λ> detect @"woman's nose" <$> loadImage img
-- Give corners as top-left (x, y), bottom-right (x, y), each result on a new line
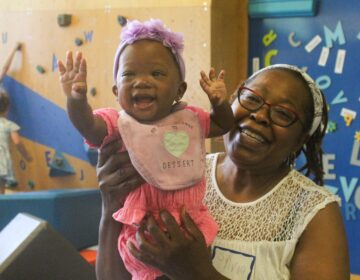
top-left (249, 104), bottom-right (271, 126)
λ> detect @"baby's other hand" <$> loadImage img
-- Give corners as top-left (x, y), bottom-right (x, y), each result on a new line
top-left (199, 68), bottom-right (227, 106)
top-left (58, 51), bottom-right (87, 100)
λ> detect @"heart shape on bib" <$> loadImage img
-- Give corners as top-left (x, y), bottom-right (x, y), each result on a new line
top-left (163, 131), bottom-right (189, 158)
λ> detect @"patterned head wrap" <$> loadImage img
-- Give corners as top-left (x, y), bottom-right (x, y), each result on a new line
top-left (113, 19), bottom-right (185, 82)
top-left (248, 64), bottom-right (323, 136)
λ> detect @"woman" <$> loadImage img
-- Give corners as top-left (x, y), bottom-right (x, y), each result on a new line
top-left (96, 64), bottom-right (350, 280)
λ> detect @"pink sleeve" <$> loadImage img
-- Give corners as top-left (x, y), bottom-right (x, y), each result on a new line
top-left (185, 105), bottom-right (210, 137)
top-left (85, 108), bottom-right (121, 149)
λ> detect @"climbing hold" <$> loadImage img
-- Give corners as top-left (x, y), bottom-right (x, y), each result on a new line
top-left (117, 15), bottom-right (127, 27)
top-left (75, 38), bottom-right (83, 46)
top-left (6, 180), bottom-right (18, 188)
top-left (27, 180), bottom-right (35, 190)
top-left (54, 157), bottom-right (64, 167)
top-left (49, 151), bottom-right (76, 177)
top-left (57, 14), bottom-right (72, 27)
top-left (90, 87), bottom-right (97, 96)
top-left (36, 65), bottom-right (46, 74)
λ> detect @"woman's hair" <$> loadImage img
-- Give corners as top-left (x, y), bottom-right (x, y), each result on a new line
top-left (280, 69), bottom-right (328, 186)
top-left (297, 89), bottom-right (328, 186)
top-left (0, 91), bottom-right (10, 114)
top-left (245, 67), bottom-right (328, 186)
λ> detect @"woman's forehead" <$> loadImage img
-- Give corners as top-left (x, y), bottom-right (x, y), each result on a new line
top-left (244, 69), bottom-right (311, 108)
top-left (247, 69), bottom-right (308, 95)
top-left (249, 68), bottom-right (298, 84)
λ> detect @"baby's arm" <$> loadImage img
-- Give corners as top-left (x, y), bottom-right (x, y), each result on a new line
top-left (199, 68), bottom-right (234, 138)
top-left (10, 131), bottom-right (32, 162)
top-left (58, 51), bottom-right (107, 146)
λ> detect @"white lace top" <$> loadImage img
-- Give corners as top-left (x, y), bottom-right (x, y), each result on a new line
top-left (204, 153), bottom-right (340, 280)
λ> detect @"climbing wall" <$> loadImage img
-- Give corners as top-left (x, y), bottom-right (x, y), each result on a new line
top-left (0, 0), bottom-right (248, 191)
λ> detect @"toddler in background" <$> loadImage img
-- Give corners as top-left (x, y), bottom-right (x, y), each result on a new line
top-left (0, 43), bottom-right (32, 194)
top-left (58, 19), bottom-right (234, 279)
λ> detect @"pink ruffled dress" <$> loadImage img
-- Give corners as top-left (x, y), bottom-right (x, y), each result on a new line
top-left (90, 105), bottom-right (218, 280)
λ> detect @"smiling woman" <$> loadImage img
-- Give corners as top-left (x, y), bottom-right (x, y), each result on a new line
top-left (95, 64), bottom-right (350, 280)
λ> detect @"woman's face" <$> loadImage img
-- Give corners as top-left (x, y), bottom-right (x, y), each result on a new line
top-left (224, 69), bottom-right (311, 170)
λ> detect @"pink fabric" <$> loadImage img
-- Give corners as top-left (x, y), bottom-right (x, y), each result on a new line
top-left (85, 108), bottom-right (122, 149)
top-left (117, 108), bottom-right (206, 190)
top-left (91, 106), bottom-right (218, 280)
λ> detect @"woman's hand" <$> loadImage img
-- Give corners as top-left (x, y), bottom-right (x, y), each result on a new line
top-left (96, 140), bottom-right (144, 215)
top-left (96, 140), bottom-right (142, 280)
top-left (128, 208), bottom-right (221, 280)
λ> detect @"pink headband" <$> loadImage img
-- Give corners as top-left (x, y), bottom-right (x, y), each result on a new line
top-left (113, 19), bottom-right (186, 82)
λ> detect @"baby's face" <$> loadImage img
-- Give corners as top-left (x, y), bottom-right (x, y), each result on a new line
top-left (114, 40), bottom-right (185, 123)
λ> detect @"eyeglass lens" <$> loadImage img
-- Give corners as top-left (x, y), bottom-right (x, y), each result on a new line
top-left (238, 88), bottom-right (297, 127)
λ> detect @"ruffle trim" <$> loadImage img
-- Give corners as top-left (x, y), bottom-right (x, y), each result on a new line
top-left (113, 205), bottom-right (219, 246)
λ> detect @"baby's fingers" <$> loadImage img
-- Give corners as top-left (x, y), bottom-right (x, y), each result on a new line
top-left (79, 58), bottom-right (87, 75)
top-left (208, 67), bottom-right (216, 81)
top-left (199, 78), bottom-right (210, 93)
top-left (65, 50), bottom-right (74, 72)
top-left (217, 69), bottom-right (225, 81)
top-left (57, 59), bottom-right (66, 75)
top-left (200, 70), bottom-right (209, 81)
top-left (73, 51), bottom-right (82, 73)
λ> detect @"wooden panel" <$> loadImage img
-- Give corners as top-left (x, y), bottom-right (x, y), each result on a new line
top-left (210, 0), bottom-right (249, 152)
top-left (10, 138), bottom-right (98, 191)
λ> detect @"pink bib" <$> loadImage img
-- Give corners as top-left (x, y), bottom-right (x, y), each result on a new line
top-left (118, 107), bottom-right (206, 190)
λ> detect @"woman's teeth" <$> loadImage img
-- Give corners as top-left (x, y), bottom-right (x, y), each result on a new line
top-left (242, 129), bottom-right (265, 143)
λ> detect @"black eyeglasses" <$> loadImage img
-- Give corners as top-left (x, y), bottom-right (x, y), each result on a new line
top-left (237, 86), bottom-right (305, 128)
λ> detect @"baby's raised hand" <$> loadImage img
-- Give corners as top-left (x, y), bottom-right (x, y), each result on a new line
top-left (199, 68), bottom-right (227, 106)
top-left (58, 51), bottom-right (87, 100)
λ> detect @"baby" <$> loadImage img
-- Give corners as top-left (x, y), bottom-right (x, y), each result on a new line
top-left (58, 19), bottom-right (234, 280)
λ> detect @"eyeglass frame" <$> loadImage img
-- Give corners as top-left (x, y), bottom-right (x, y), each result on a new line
top-left (237, 86), bottom-right (306, 129)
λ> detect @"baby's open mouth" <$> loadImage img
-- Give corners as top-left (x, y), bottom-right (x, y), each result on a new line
top-left (133, 95), bottom-right (155, 109)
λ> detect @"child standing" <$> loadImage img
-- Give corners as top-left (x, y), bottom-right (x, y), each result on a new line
top-left (58, 19), bottom-right (234, 280)
top-left (0, 43), bottom-right (32, 194)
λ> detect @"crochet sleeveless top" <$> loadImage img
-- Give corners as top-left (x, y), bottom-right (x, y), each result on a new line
top-left (204, 153), bottom-right (340, 280)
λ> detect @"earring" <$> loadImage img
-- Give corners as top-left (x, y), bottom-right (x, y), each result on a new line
top-left (288, 152), bottom-right (297, 169)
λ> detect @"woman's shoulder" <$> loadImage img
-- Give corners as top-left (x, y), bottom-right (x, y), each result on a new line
top-left (281, 170), bottom-right (342, 243)
top-left (289, 169), bottom-right (339, 202)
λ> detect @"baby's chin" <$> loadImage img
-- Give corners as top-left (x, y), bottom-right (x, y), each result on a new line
top-left (127, 111), bottom-right (162, 124)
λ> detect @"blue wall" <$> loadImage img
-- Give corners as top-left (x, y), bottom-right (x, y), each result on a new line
top-left (249, 0), bottom-right (360, 274)
top-left (3, 76), bottom-right (88, 162)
